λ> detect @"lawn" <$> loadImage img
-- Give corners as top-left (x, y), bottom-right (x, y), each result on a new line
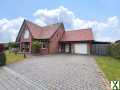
top-left (5, 51), bottom-right (25, 64)
top-left (96, 56), bottom-right (120, 81)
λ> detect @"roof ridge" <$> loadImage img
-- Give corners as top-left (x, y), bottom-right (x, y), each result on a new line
top-left (25, 19), bottom-right (63, 30)
top-left (43, 22), bottom-right (63, 28)
top-left (66, 28), bottom-right (92, 32)
top-left (25, 19), bottom-right (43, 28)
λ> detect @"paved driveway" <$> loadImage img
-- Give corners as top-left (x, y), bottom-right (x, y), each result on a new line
top-left (0, 55), bottom-right (107, 90)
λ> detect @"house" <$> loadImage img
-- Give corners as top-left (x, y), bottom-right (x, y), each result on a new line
top-left (16, 20), bottom-right (94, 55)
top-left (115, 40), bottom-right (120, 44)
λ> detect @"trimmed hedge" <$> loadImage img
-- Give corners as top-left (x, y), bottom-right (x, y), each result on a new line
top-left (109, 43), bottom-right (120, 59)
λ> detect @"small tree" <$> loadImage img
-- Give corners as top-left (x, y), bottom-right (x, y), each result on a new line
top-left (32, 41), bottom-right (42, 53)
top-left (8, 42), bottom-right (18, 54)
top-left (9, 42), bottom-right (18, 48)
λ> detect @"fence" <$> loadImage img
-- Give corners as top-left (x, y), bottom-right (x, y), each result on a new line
top-left (91, 42), bottom-right (110, 56)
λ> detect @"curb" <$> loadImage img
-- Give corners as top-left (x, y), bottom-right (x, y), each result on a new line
top-left (93, 56), bottom-right (112, 90)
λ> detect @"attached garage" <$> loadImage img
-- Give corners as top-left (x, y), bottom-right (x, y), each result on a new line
top-left (60, 28), bottom-right (94, 55)
top-left (61, 43), bottom-right (90, 54)
top-left (74, 43), bottom-right (88, 54)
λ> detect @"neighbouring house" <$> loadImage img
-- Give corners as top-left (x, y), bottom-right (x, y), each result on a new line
top-left (115, 40), bottom-right (120, 44)
top-left (16, 20), bottom-right (94, 55)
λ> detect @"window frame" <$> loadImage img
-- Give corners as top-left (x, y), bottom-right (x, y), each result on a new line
top-left (41, 41), bottom-right (48, 49)
top-left (24, 30), bottom-right (29, 39)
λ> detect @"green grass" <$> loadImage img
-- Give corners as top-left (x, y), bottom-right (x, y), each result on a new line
top-left (96, 56), bottom-right (120, 81)
top-left (5, 51), bottom-right (25, 64)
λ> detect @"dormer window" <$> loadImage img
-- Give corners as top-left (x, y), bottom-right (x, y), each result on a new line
top-left (24, 30), bottom-right (29, 39)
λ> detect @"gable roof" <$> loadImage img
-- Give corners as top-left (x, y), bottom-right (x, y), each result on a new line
top-left (25, 20), bottom-right (43, 39)
top-left (16, 20), bottom-right (63, 41)
top-left (37, 23), bottom-right (63, 39)
top-left (61, 28), bottom-right (94, 42)
top-left (26, 20), bottom-right (63, 39)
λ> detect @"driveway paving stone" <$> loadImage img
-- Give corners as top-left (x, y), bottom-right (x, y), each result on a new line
top-left (0, 54), bottom-right (108, 90)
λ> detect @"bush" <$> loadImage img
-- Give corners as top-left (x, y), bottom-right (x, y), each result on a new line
top-left (8, 42), bottom-right (18, 48)
top-left (32, 41), bottom-right (42, 53)
top-left (109, 43), bottom-right (120, 59)
top-left (8, 42), bottom-right (18, 53)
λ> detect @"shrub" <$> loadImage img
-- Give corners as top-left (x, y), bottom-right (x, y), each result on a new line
top-left (32, 41), bottom-right (42, 53)
top-left (8, 42), bottom-right (18, 48)
top-left (109, 43), bottom-right (120, 59)
top-left (8, 42), bottom-right (18, 54)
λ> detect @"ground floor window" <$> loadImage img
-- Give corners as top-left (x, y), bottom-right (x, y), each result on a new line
top-left (41, 41), bottom-right (48, 48)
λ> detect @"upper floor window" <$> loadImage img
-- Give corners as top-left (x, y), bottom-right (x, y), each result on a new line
top-left (24, 30), bottom-right (29, 39)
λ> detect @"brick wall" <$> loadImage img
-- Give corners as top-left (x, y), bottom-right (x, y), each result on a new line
top-left (49, 25), bottom-right (65, 54)
top-left (20, 25), bottom-right (32, 52)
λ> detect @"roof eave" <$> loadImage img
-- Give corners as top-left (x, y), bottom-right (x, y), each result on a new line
top-left (16, 19), bottom-right (26, 42)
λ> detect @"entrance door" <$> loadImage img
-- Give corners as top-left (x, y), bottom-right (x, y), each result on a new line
top-left (22, 42), bottom-right (30, 52)
top-left (65, 44), bottom-right (70, 53)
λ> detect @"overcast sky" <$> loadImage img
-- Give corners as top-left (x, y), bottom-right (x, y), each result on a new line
top-left (0, 0), bottom-right (120, 42)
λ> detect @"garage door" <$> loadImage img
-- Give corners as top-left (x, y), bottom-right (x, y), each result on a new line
top-left (74, 43), bottom-right (88, 54)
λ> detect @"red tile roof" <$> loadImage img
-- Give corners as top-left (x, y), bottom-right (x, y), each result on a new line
top-left (16, 20), bottom-right (94, 42)
top-left (61, 28), bottom-right (94, 42)
top-left (26, 20), bottom-right (62, 39)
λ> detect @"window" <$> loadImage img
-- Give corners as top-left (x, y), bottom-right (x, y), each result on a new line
top-left (42, 41), bottom-right (48, 48)
top-left (24, 30), bottom-right (29, 39)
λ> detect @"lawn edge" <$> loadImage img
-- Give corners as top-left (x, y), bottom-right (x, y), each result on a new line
top-left (93, 56), bottom-right (112, 90)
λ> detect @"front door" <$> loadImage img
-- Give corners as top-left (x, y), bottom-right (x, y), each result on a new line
top-left (65, 44), bottom-right (70, 53)
top-left (22, 42), bottom-right (30, 52)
